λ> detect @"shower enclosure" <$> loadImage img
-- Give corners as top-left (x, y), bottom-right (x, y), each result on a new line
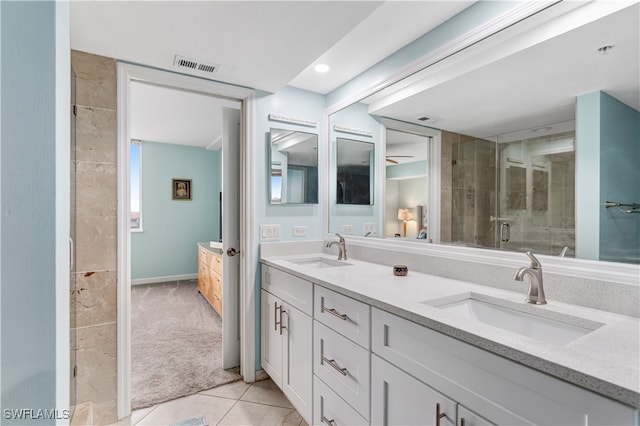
top-left (442, 121), bottom-right (576, 257)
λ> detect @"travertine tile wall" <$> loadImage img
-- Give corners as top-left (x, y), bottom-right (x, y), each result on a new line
top-left (441, 130), bottom-right (496, 247)
top-left (71, 50), bottom-right (118, 425)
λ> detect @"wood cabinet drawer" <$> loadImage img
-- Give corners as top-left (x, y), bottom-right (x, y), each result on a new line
top-left (314, 285), bottom-right (370, 349)
top-left (210, 289), bottom-right (222, 316)
top-left (211, 252), bottom-right (223, 275)
top-left (210, 272), bottom-right (222, 295)
top-left (372, 308), bottom-right (636, 426)
top-left (313, 376), bottom-right (368, 426)
top-left (314, 321), bottom-right (370, 419)
top-left (198, 246), bottom-right (211, 266)
top-left (262, 265), bottom-right (312, 316)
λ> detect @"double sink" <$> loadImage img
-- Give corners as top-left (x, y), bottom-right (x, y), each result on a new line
top-left (285, 255), bottom-right (602, 346)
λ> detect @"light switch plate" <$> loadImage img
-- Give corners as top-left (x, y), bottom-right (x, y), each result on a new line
top-left (293, 226), bottom-right (307, 237)
top-left (342, 225), bottom-right (354, 234)
top-left (363, 223), bottom-right (377, 236)
top-left (260, 224), bottom-right (281, 241)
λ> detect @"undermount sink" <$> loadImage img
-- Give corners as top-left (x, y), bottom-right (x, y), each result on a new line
top-left (286, 257), bottom-right (352, 269)
top-left (424, 293), bottom-right (603, 346)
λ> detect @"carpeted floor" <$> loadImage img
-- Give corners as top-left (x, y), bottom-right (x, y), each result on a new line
top-left (131, 280), bottom-right (242, 409)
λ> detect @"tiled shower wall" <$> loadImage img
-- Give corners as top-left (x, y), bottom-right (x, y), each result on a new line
top-left (440, 130), bottom-right (497, 247)
top-left (71, 50), bottom-right (118, 425)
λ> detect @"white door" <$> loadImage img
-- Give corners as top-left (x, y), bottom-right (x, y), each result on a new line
top-left (222, 107), bottom-right (241, 369)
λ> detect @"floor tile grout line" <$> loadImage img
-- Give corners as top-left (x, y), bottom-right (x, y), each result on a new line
top-left (214, 397), bottom-right (241, 426)
top-left (133, 405), bottom-right (158, 426)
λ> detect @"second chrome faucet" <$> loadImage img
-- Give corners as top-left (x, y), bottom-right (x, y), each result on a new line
top-left (326, 233), bottom-right (347, 260)
top-left (514, 251), bottom-right (547, 305)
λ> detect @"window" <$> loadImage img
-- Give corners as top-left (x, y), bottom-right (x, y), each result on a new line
top-left (130, 140), bottom-right (142, 231)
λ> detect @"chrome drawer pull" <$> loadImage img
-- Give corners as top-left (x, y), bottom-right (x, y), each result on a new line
top-left (436, 402), bottom-right (448, 426)
top-left (322, 306), bottom-right (348, 320)
top-left (322, 416), bottom-right (337, 426)
top-left (322, 356), bottom-right (348, 376)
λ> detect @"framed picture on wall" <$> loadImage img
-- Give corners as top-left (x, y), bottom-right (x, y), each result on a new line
top-left (172, 178), bottom-right (192, 200)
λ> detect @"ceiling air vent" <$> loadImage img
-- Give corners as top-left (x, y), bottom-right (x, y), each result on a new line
top-left (416, 116), bottom-right (430, 122)
top-left (173, 55), bottom-right (220, 76)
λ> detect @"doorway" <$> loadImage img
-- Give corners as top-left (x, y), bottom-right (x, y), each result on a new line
top-left (116, 63), bottom-right (254, 418)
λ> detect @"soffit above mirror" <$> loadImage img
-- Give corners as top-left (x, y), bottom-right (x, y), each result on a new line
top-left (366, 2), bottom-right (639, 139)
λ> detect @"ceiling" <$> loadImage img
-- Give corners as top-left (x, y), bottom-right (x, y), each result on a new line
top-left (369, 3), bottom-right (640, 140)
top-left (71, 1), bottom-right (474, 147)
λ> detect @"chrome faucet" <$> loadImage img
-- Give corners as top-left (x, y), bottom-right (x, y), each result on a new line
top-left (326, 233), bottom-right (347, 260)
top-left (514, 251), bottom-right (547, 305)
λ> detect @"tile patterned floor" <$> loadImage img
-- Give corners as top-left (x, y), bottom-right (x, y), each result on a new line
top-left (109, 379), bottom-right (308, 426)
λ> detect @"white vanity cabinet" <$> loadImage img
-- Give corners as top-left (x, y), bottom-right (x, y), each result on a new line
top-left (313, 285), bottom-right (372, 423)
top-left (371, 354), bottom-right (457, 426)
top-left (371, 307), bottom-right (637, 426)
top-left (260, 266), bottom-right (312, 423)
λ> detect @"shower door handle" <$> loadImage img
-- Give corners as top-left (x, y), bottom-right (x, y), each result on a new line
top-left (500, 222), bottom-right (510, 242)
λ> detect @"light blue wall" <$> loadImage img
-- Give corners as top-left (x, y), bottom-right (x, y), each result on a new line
top-left (599, 93), bottom-right (640, 263)
top-left (386, 160), bottom-right (428, 180)
top-left (576, 91), bottom-right (640, 264)
top-left (576, 92), bottom-right (601, 260)
top-left (328, 102), bottom-right (384, 236)
top-left (1, 1), bottom-right (58, 421)
top-left (253, 86), bottom-right (326, 369)
top-left (131, 141), bottom-right (221, 280)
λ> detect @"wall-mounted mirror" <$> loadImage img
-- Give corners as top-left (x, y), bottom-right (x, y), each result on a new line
top-left (326, 2), bottom-right (639, 264)
top-left (269, 128), bottom-right (318, 204)
top-left (336, 138), bottom-right (374, 205)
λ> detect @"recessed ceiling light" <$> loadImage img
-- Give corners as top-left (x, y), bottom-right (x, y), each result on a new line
top-left (597, 45), bottom-right (614, 55)
top-left (314, 64), bottom-right (330, 73)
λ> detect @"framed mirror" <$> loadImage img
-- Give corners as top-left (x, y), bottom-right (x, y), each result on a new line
top-left (269, 128), bottom-right (318, 204)
top-left (325, 2), bottom-right (639, 264)
top-left (336, 138), bottom-right (374, 205)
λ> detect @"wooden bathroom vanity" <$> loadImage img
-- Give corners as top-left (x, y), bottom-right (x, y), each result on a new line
top-left (198, 243), bottom-right (223, 316)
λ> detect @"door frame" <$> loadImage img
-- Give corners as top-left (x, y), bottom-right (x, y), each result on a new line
top-left (116, 63), bottom-right (256, 418)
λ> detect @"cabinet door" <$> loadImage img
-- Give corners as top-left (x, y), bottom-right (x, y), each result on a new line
top-left (282, 302), bottom-right (312, 424)
top-left (372, 354), bottom-right (456, 426)
top-left (261, 290), bottom-right (283, 388)
top-left (457, 405), bottom-right (495, 426)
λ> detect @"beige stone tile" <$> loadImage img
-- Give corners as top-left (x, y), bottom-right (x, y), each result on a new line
top-left (92, 399), bottom-right (118, 426)
top-left (71, 401), bottom-right (93, 426)
top-left (75, 216), bottom-right (117, 272)
top-left (72, 50), bottom-right (117, 110)
top-left (136, 394), bottom-right (235, 426)
top-left (200, 380), bottom-right (250, 400)
top-left (75, 106), bottom-right (117, 163)
top-left (218, 401), bottom-right (302, 426)
top-left (74, 270), bottom-right (117, 327)
top-left (76, 161), bottom-right (117, 217)
top-left (76, 322), bottom-right (117, 425)
top-left (105, 406), bottom-right (156, 426)
top-left (240, 379), bottom-right (293, 408)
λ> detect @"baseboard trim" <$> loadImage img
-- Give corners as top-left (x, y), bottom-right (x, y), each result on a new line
top-left (131, 273), bottom-right (198, 286)
top-left (254, 369), bottom-right (269, 382)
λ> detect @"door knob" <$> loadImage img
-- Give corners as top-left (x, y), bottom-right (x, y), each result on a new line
top-left (227, 247), bottom-right (240, 257)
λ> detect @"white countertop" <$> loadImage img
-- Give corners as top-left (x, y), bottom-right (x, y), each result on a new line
top-left (261, 253), bottom-right (640, 408)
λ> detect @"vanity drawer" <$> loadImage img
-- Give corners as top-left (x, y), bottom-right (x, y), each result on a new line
top-left (262, 265), bottom-right (313, 316)
top-left (313, 375), bottom-right (368, 426)
top-left (211, 252), bottom-right (223, 275)
top-left (314, 321), bottom-right (370, 419)
top-left (210, 272), bottom-right (222, 295)
top-left (371, 308), bottom-right (636, 426)
top-left (314, 285), bottom-right (370, 348)
top-left (198, 246), bottom-right (211, 266)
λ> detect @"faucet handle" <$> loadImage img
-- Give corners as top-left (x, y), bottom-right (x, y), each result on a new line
top-left (525, 251), bottom-right (542, 269)
top-left (335, 233), bottom-right (345, 243)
